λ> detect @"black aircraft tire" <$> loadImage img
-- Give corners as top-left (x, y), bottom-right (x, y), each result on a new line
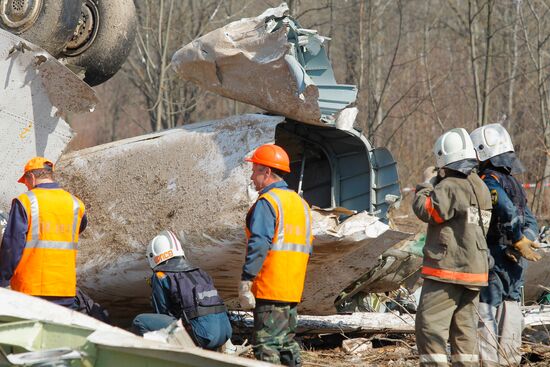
top-left (63, 0), bottom-right (137, 86)
top-left (0, 0), bottom-right (83, 56)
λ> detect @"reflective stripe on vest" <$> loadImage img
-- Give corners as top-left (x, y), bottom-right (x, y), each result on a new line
top-left (264, 191), bottom-right (313, 255)
top-left (10, 188), bottom-right (84, 297)
top-left (422, 265), bottom-right (488, 284)
top-left (248, 188), bottom-right (312, 303)
top-left (25, 191), bottom-right (80, 250)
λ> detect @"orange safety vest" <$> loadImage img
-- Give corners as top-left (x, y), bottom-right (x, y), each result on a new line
top-left (10, 188), bottom-right (85, 297)
top-left (246, 187), bottom-right (313, 303)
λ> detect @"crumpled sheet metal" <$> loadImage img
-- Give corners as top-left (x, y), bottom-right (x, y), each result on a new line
top-left (172, 3), bottom-right (355, 125)
top-left (57, 113), bottom-right (408, 321)
top-left (0, 29), bottom-right (97, 211)
top-left (0, 289), bottom-right (270, 367)
top-left (0, 29), bottom-right (97, 115)
top-left (58, 114), bottom-right (286, 323)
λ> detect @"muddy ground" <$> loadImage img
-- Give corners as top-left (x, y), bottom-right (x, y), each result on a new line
top-left (235, 332), bottom-right (550, 366)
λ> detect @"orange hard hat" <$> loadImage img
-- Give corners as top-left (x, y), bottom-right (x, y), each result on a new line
top-left (18, 157), bottom-right (54, 183)
top-left (245, 144), bottom-right (291, 173)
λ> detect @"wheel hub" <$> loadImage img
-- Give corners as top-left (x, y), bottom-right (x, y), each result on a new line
top-left (64, 0), bottom-right (98, 56)
top-left (0, 0), bottom-right (42, 32)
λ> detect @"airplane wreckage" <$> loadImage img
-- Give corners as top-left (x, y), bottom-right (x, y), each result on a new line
top-left (1, 3), bottom-right (550, 330)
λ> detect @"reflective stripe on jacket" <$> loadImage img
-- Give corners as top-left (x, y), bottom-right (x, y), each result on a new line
top-left (246, 187), bottom-right (313, 303)
top-left (412, 172), bottom-right (492, 287)
top-left (10, 188), bottom-right (85, 296)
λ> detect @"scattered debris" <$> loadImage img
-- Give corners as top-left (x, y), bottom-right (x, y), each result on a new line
top-left (342, 338), bottom-right (372, 354)
top-left (56, 113), bottom-right (409, 323)
top-left (0, 288), bottom-right (273, 367)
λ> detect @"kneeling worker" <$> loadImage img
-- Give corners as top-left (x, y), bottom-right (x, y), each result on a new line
top-left (132, 230), bottom-right (232, 351)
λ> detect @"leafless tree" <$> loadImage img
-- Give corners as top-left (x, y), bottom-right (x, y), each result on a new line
top-left (124, 0), bottom-right (225, 131)
top-left (518, 0), bottom-right (550, 215)
top-left (70, 0), bottom-right (550, 219)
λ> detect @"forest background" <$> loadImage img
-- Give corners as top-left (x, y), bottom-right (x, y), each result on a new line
top-left (69, 0), bottom-right (550, 219)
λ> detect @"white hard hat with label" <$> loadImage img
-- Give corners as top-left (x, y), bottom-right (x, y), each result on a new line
top-left (470, 123), bottom-right (514, 162)
top-left (146, 230), bottom-right (186, 269)
top-left (433, 128), bottom-right (477, 168)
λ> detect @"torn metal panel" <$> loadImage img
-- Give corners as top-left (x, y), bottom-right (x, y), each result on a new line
top-left (58, 114), bottom-right (286, 323)
top-left (335, 235), bottom-right (424, 311)
top-left (56, 114), bottom-right (409, 322)
top-left (171, 3), bottom-right (356, 125)
top-left (300, 224), bottom-right (411, 315)
top-left (0, 289), bottom-right (272, 367)
top-left (0, 287), bottom-right (126, 333)
top-left (0, 28), bottom-right (97, 211)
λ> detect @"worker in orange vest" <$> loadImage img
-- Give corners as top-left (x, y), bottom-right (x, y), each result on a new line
top-left (0, 157), bottom-right (86, 308)
top-left (239, 144), bottom-right (313, 367)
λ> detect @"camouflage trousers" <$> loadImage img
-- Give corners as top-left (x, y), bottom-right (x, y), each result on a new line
top-left (253, 300), bottom-right (301, 366)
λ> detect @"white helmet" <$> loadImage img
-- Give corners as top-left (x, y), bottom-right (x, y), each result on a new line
top-left (146, 230), bottom-right (186, 269)
top-left (433, 128), bottom-right (477, 168)
top-left (470, 123), bottom-right (514, 162)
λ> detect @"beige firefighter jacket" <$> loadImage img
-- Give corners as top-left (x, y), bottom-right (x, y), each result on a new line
top-left (413, 171), bottom-right (492, 287)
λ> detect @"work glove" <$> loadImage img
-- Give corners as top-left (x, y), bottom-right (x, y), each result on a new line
top-left (511, 236), bottom-right (541, 262)
top-left (422, 166), bottom-right (438, 185)
top-left (239, 280), bottom-right (256, 310)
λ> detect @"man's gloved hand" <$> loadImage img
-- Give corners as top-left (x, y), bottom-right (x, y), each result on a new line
top-left (512, 236), bottom-right (541, 262)
top-left (423, 166), bottom-right (438, 185)
top-left (239, 280), bottom-right (255, 310)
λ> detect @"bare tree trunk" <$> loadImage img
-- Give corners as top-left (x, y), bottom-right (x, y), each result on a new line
top-left (506, 1), bottom-right (520, 125)
top-left (519, 0), bottom-right (550, 215)
top-left (358, 0), bottom-right (365, 91)
top-left (468, 0), bottom-right (483, 127)
top-left (481, 0), bottom-right (493, 126)
top-left (423, 0), bottom-right (445, 132)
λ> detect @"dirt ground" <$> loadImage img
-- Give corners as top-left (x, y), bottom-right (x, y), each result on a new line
top-left (236, 332), bottom-right (550, 366)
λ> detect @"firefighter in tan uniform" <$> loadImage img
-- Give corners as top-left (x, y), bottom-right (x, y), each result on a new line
top-left (413, 128), bottom-right (492, 367)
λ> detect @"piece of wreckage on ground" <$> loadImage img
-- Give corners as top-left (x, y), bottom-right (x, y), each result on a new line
top-left (1, 0), bottom-right (550, 336)
top-left (0, 288), bottom-right (268, 367)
